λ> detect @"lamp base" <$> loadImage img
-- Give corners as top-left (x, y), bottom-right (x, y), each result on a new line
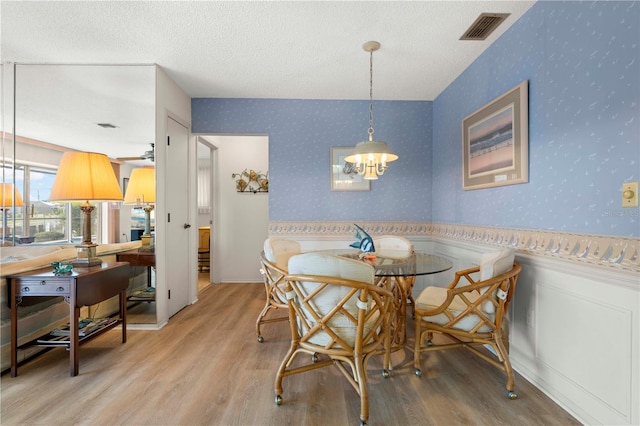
top-left (72, 244), bottom-right (103, 267)
top-left (138, 234), bottom-right (155, 252)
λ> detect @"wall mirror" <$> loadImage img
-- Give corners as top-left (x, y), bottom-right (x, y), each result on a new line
top-left (2, 63), bottom-right (157, 325)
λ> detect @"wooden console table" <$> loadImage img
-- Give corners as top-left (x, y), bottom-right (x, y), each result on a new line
top-left (116, 249), bottom-right (155, 287)
top-left (9, 262), bottom-right (130, 377)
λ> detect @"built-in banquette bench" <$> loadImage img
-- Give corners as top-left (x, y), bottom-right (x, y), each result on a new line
top-left (0, 241), bottom-right (145, 372)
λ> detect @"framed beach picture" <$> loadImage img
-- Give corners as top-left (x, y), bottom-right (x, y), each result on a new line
top-left (330, 147), bottom-right (370, 191)
top-left (462, 81), bottom-right (529, 190)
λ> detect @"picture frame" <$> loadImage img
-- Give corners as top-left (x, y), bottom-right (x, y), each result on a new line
top-left (330, 147), bottom-right (370, 191)
top-left (462, 80), bottom-right (529, 190)
top-left (122, 177), bottom-right (129, 195)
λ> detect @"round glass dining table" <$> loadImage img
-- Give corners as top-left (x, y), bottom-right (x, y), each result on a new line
top-left (317, 249), bottom-right (453, 374)
top-left (319, 249), bottom-right (452, 276)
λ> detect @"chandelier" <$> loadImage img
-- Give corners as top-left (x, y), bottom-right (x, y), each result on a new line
top-left (345, 41), bottom-right (398, 180)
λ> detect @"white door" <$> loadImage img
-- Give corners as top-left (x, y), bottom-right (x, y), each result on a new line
top-left (166, 116), bottom-right (190, 317)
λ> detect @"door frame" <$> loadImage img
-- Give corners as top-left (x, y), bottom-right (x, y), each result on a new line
top-left (196, 136), bottom-right (219, 285)
top-left (192, 133), bottom-right (268, 283)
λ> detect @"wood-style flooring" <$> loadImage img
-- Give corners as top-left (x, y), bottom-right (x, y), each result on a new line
top-left (0, 283), bottom-right (579, 425)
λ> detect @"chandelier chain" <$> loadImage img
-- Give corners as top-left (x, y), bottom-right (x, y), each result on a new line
top-left (368, 49), bottom-right (374, 141)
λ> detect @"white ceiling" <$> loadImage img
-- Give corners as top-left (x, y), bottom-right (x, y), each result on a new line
top-left (1, 1), bottom-right (535, 160)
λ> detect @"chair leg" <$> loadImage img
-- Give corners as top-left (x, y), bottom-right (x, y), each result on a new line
top-left (274, 341), bottom-right (298, 405)
top-left (414, 317), bottom-right (423, 375)
top-left (255, 299), bottom-right (272, 342)
top-left (494, 333), bottom-right (517, 399)
top-left (354, 354), bottom-right (369, 425)
top-left (382, 321), bottom-right (392, 378)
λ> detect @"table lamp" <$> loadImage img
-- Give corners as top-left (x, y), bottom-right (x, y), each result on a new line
top-left (1, 183), bottom-right (25, 244)
top-left (49, 152), bottom-right (123, 267)
top-left (123, 166), bottom-right (155, 251)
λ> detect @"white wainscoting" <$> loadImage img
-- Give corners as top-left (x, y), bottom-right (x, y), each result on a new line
top-left (269, 221), bottom-right (640, 425)
top-left (508, 253), bottom-right (638, 425)
top-left (433, 239), bottom-right (639, 426)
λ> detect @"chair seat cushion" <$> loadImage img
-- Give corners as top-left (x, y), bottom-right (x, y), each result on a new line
top-left (416, 286), bottom-right (494, 333)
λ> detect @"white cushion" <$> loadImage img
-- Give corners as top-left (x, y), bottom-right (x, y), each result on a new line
top-left (373, 236), bottom-right (414, 259)
top-left (478, 249), bottom-right (515, 314)
top-left (480, 248), bottom-right (515, 281)
top-left (263, 238), bottom-right (301, 270)
top-left (288, 253), bottom-right (377, 347)
top-left (416, 286), bottom-right (494, 333)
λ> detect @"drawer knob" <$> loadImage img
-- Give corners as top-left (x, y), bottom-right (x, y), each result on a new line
top-left (40, 280), bottom-right (47, 285)
top-left (56, 287), bottom-right (65, 292)
top-left (23, 287), bottom-right (30, 292)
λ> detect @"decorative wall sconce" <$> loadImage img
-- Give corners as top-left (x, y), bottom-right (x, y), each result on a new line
top-left (232, 169), bottom-right (268, 193)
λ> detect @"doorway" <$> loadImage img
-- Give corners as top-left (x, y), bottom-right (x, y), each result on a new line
top-left (196, 136), bottom-right (216, 292)
top-left (195, 135), bottom-right (268, 284)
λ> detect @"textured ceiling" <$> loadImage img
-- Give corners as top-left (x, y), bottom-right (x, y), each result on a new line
top-left (2, 1), bottom-right (535, 100)
top-left (1, 1), bottom-right (535, 160)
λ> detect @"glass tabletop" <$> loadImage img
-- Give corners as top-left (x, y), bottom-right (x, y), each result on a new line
top-left (317, 249), bottom-right (453, 277)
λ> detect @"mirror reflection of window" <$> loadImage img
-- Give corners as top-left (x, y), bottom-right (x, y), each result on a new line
top-left (2, 164), bottom-right (102, 244)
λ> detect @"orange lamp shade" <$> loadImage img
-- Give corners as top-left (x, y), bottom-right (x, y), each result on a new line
top-left (123, 167), bottom-right (155, 205)
top-left (0, 183), bottom-right (25, 208)
top-left (50, 152), bottom-right (123, 202)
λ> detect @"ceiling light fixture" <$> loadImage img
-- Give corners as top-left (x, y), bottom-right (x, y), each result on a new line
top-left (345, 41), bottom-right (398, 180)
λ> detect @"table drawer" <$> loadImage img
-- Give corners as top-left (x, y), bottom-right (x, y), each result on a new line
top-left (16, 280), bottom-right (70, 296)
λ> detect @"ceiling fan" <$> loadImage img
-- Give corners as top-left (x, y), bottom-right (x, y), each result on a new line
top-left (117, 143), bottom-right (154, 162)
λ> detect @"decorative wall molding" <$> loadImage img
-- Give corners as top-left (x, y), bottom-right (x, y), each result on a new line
top-left (268, 221), bottom-right (432, 238)
top-left (269, 221), bottom-right (639, 274)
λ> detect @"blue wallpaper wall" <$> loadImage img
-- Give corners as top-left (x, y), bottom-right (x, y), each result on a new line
top-left (191, 1), bottom-right (638, 238)
top-left (432, 0), bottom-right (639, 237)
top-left (192, 99), bottom-right (432, 221)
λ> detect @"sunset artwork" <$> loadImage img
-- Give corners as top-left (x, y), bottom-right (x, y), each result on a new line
top-left (468, 105), bottom-right (515, 178)
top-left (461, 80), bottom-right (528, 191)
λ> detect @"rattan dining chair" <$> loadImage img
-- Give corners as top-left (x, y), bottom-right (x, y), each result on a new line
top-left (256, 238), bottom-right (301, 342)
top-left (413, 248), bottom-right (522, 399)
top-left (274, 252), bottom-right (394, 426)
top-left (372, 235), bottom-right (416, 316)
top-left (373, 235), bottom-right (414, 256)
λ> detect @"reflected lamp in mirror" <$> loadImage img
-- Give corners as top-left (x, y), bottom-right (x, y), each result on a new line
top-left (50, 152), bottom-right (123, 267)
top-left (1, 183), bottom-right (25, 243)
top-left (123, 166), bottom-right (155, 251)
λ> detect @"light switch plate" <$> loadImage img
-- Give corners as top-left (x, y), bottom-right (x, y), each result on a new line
top-left (622, 182), bottom-right (638, 208)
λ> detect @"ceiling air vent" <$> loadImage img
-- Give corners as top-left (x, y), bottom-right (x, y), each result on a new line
top-left (460, 13), bottom-right (510, 41)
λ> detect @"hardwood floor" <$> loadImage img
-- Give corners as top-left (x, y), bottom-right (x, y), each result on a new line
top-left (1, 283), bottom-right (579, 425)
top-left (126, 271), bottom-right (211, 324)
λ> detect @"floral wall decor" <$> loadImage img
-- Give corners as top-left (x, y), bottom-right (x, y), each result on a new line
top-left (232, 169), bottom-right (269, 193)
